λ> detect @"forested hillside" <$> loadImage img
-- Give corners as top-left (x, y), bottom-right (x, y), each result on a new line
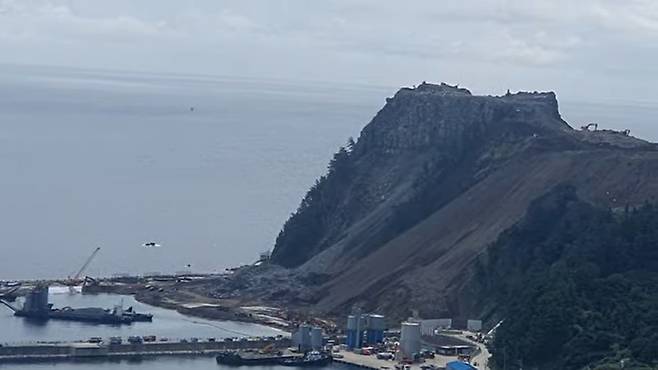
top-left (477, 186), bottom-right (658, 370)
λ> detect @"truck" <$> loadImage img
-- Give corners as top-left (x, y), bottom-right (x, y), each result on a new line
top-left (109, 337), bottom-right (122, 345)
top-left (128, 336), bottom-right (143, 344)
top-left (376, 352), bottom-right (394, 360)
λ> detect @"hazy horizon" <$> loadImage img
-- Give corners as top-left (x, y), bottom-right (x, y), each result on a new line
top-left (2, 1), bottom-right (658, 104)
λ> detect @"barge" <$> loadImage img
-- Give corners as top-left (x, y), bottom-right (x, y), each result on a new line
top-left (1, 286), bottom-right (152, 324)
top-left (216, 350), bottom-right (332, 367)
top-left (216, 350), bottom-right (298, 365)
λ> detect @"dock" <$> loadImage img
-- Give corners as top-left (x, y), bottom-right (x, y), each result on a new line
top-left (0, 337), bottom-right (290, 363)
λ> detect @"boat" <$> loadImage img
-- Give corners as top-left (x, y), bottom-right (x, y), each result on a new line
top-left (216, 351), bottom-right (296, 366)
top-left (279, 351), bottom-right (333, 367)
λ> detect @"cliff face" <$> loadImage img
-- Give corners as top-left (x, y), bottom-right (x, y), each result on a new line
top-left (268, 82), bottom-right (658, 321)
top-left (272, 84), bottom-right (570, 267)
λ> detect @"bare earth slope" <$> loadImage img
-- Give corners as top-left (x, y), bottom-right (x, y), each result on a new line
top-left (265, 83), bottom-right (658, 322)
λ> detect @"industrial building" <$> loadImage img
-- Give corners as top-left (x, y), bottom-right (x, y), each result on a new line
top-left (435, 345), bottom-right (474, 356)
top-left (346, 313), bottom-right (386, 349)
top-left (466, 320), bottom-right (482, 332)
top-left (446, 360), bottom-right (478, 370)
top-left (418, 318), bottom-right (452, 335)
top-left (408, 317), bottom-right (482, 334)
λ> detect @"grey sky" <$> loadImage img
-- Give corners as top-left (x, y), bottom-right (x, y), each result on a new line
top-left (1, 0), bottom-right (658, 101)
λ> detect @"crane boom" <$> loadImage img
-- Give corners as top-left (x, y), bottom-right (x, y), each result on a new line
top-left (0, 299), bottom-right (17, 312)
top-left (73, 247), bottom-right (101, 280)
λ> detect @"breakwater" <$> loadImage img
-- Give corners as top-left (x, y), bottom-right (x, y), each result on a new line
top-left (0, 338), bottom-right (291, 363)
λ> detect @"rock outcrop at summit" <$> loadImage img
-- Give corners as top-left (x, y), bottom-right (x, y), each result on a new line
top-left (267, 82), bottom-right (658, 322)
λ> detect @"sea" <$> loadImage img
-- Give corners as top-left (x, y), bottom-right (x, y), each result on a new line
top-left (0, 64), bottom-right (386, 280)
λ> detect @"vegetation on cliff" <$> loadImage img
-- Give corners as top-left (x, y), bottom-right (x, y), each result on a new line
top-left (478, 186), bottom-right (658, 370)
top-left (271, 140), bottom-right (356, 267)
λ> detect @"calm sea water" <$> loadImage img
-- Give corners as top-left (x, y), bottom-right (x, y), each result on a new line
top-left (1, 65), bottom-right (657, 281)
top-left (0, 65), bottom-right (386, 280)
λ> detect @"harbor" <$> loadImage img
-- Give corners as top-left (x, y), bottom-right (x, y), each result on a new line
top-left (2, 285), bottom-right (153, 324)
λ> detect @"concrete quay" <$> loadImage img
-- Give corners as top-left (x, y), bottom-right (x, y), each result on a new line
top-left (0, 338), bottom-right (291, 364)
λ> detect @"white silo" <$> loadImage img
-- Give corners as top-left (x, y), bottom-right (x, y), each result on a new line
top-left (311, 327), bottom-right (323, 349)
top-left (400, 322), bottom-right (421, 359)
top-left (293, 324), bottom-right (312, 351)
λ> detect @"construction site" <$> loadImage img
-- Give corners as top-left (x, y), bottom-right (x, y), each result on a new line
top-left (1, 241), bottom-right (493, 369)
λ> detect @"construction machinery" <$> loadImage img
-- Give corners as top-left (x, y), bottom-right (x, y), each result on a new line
top-left (260, 343), bottom-right (275, 354)
top-left (0, 286), bottom-right (20, 302)
top-left (66, 247), bottom-right (101, 293)
top-left (581, 123), bottom-right (598, 131)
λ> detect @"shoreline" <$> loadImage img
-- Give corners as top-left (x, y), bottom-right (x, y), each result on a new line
top-left (132, 291), bottom-right (291, 333)
top-left (78, 276), bottom-right (297, 333)
top-left (2, 270), bottom-right (332, 335)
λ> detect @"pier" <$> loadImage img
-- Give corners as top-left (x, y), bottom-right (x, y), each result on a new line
top-left (0, 337), bottom-right (291, 363)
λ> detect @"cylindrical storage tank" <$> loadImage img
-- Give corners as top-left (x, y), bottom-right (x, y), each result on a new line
top-left (365, 315), bottom-right (385, 345)
top-left (294, 324), bottom-right (312, 351)
top-left (346, 330), bottom-right (356, 349)
top-left (24, 287), bottom-right (48, 313)
top-left (300, 324), bottom-right (311, 350)
top-left (22, 297), bottom-right (31, 312)
top-left (346, 315), bottom-right (364, 349)
top-left (36, 288), bottom-right (49, 311)
top-left (347, 315), bottom-right (358, 330)
top-left (311, 327), bottom-right (323, 349)
top-left (366, 329), bottom-right (384, 345)
top-left (367, 315), bottom-right (386, 330)
top-left (400, 322), bottom-right (421, 358)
